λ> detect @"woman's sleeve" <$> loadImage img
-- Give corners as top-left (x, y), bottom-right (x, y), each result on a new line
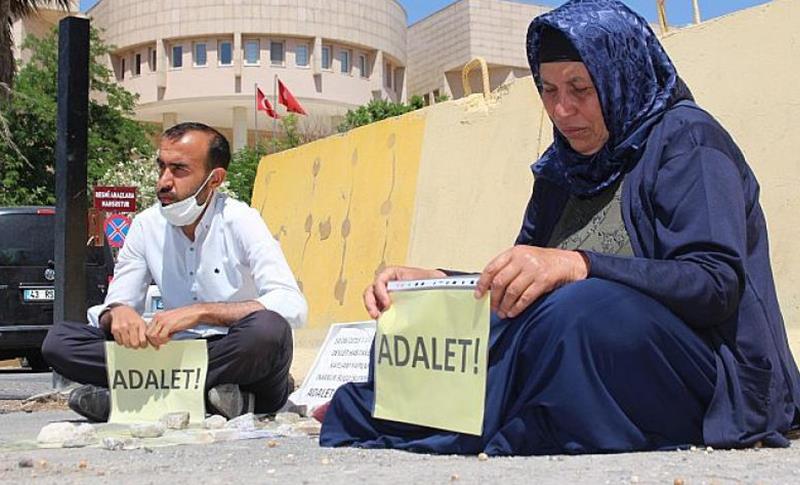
top-left (584, 144), bottom-right (747, 328)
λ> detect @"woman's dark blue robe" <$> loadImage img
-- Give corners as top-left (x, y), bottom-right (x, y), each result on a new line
top-left (319, 101), bottom-right (800, 455)
top-left (319, 0), bottom-right (800, 454)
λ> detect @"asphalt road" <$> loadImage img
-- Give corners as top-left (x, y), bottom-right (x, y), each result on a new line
top-left (0, 409), bottom-right (798, 484)
top-left (0, 369), bottom-right (53, 400)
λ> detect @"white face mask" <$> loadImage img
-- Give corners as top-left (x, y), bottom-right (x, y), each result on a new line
top-left (159, 171), bottom-right (215, 227)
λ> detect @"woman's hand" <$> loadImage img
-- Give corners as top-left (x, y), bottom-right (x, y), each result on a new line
top-left (364, 266), bottom-right (448, 319)
top-left (475, 246), bottom-right (590, 319)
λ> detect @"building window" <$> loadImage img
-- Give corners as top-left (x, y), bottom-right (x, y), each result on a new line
top-left (295, 44), bottom-right (309, 67)
top-left (134, 53), bottom-right (141, 76)
top-left (149, 47), bottom-right (157, 71)
top-left (358, 54), bottom-right (367, 78)
top-left (384, 62), bottom-right (392, 89)
top-left (244, 40), bottom-right (260, 65)
top-left (194, 42), bottom-right (207, 66)
top-left (120, 57), bottom-right (125, 80)
top-left (219, 41), bottom-right (232, 65)
top-left (270, 41), bottom-right (284, 65)
top-left (171, 45), bottom-right (183, 68)
top-left (339, 49), bottom-right (351, 74)
top-left (321, 45), bottom-right (331, 70)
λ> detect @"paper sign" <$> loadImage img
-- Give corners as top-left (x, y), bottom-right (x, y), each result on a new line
top-left (290, 321), bottom-right (375, 408)
top-left (373, 288), bottom-right (490, 435)
top-left (105, 340), bottom-right (208, 424)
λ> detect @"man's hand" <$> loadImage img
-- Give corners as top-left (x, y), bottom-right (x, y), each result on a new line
top-left (108, 305), bottom-right (149, 349)
top-left (475, 246), bottom-right (589, 319)
top-left (146, 305), bottom-right (205, 349)
top-left (364, 266), bottom-right (448, 319)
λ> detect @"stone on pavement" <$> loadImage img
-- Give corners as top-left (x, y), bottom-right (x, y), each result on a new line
top-left (275, 412), bottom-right (301, 425)
top-left (203, 415), bottom-right (227, 429)
top-left (224, 413), bottom-right (256, 431)
top-left (129, 422), bottom-right (166, 439)
top-left (160, 411), bottom-right (190, 430)
top-left (37, 422), bottom-right (77, 445)
top-left (102, 437), bottom-right (143, 451)
top-left (62, 423), bottom-right (98, 448)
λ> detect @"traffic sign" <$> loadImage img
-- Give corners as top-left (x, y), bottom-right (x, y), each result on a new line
top-left (104, 214), bottom-right (132, 248)
top-left (94, 186), bottom-right (137, 212)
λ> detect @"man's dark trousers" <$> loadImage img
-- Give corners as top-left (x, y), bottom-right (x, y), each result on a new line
top-left (42, 310), bottom-right (293, 413)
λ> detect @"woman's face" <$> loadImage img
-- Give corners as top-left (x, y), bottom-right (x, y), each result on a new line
top-left (539, 62), bottom-right (609, 156)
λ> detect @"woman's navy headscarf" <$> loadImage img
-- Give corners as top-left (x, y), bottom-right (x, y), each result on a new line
top-left (527, 0), bottom-right (693, 197)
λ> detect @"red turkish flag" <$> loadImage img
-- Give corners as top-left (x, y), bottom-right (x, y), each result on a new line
top-left (278, 80), bottom-right (307, 115)
top-left (256, 87), bottom-right (279, 119)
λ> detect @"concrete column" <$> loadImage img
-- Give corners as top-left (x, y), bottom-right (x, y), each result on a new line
top-left (156, 38), bottom-right (167, 88)
top-left (398, 67), bottom-right (407, 103)
top-left (371, 50), bottom-right (384, 99)
top-left (234, 31), bottom-right (242, 77)
top-left (312, 36), bottom-right (322, 75)
top-left (232, 106), bottom-right (248, 152)
top-left (162, 112), bottom-right (178, 130)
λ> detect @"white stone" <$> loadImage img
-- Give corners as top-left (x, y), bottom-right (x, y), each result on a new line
top-left (224, 412), bottom-right (256, 431)
top-left (203, 415), bottom-right (227, 429)
top-left (129, 422), bottom-right (166, 438)
top-left (275, 412), bottom-right (301, 425)
top-left (208, 429), bottom-right (241, 442)
top-left (37, 422), bottom-right (77, 445)
top-left (160, 411), bottom-right (190, 430)
top-left (102, 437), bottom-right (143, 451)
top-left (63, 424), bottom-right (98, 448)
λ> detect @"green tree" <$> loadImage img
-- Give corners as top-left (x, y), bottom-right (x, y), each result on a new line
top-left (227, 114), bottom-right (305, 203)
top-left (0, 26), bottom-right (155, 206)
top-left (1, 0), bottom-right (72, 99)
top-left (336, 95), bottom-right (426, 133)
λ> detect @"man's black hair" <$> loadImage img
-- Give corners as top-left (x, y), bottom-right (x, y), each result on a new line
top-left (162, 122), bottom-right (231, 170)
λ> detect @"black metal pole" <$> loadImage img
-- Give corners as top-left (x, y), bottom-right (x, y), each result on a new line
top-left (54, 16), bottom-right (89, 324)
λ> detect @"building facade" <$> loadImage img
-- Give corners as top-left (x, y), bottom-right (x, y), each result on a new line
top-left (87, 0), bottom-right (409, 150)
top-left (408, 0), bottom-right (550, 103)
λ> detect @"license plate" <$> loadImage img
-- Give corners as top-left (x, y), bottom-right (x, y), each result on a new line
top-left (23, 288), bottom-right (55, 302)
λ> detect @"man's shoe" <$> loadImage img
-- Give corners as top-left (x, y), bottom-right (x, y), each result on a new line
top-left (68, 385), bottom-right (110, 422)
top-left (207, 384), bottom-right (255, 419)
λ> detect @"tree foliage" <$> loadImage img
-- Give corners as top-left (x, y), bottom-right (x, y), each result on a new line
top-left (336, 95), bottom-right (425, 133)
top-left (227, 114), bottom-right (305, 204)
top-left (0, 26), bottom-right (155, 206)
top-left (1, 0), bottom-right (72, 96)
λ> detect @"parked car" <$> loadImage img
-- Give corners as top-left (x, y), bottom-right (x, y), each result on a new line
top-left (0, 207), bottom-right (114, 371)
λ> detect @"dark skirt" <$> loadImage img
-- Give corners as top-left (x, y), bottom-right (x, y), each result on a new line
top-left (319, 278), bottom-right (717, 455)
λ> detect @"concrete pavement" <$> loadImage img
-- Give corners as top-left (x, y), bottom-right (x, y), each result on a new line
top-left (0, 408), bottom-right (798, 484)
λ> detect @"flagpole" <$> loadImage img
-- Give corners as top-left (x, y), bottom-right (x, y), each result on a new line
top-left (273, 74), bottom-right (279, 153)
top-left (254, 82), bottom-right (258, 150)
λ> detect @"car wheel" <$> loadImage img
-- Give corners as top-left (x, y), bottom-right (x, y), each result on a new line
top-left (24, 351), bottom-right (51, 372)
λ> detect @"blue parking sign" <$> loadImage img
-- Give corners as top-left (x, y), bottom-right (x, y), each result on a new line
top-left (104, 214), bottom-right (132, 248)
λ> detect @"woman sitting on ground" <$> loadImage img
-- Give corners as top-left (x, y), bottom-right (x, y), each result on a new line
top-left (319, 0), bottom-right (800, 455)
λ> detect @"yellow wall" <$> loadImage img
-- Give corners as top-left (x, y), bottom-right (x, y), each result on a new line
top-left (251, 115), bottom-right (426, 327)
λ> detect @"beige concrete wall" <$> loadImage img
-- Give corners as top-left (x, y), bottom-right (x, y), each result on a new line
top-left (658, 0), bottom-right (800, 353)
top-left (11, 1), bottom-right (78, 65)
top-left (88, 0), bottom-right (406, 64)
top-left (406, 80), bottom-right (550, 270)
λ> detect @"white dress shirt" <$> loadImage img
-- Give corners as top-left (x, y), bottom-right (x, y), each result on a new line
top-left (88, 192), bottom-right (308, 338)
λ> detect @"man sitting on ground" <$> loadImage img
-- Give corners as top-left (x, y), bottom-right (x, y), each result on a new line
top-left (43, 122), bottom-right (307, 421)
